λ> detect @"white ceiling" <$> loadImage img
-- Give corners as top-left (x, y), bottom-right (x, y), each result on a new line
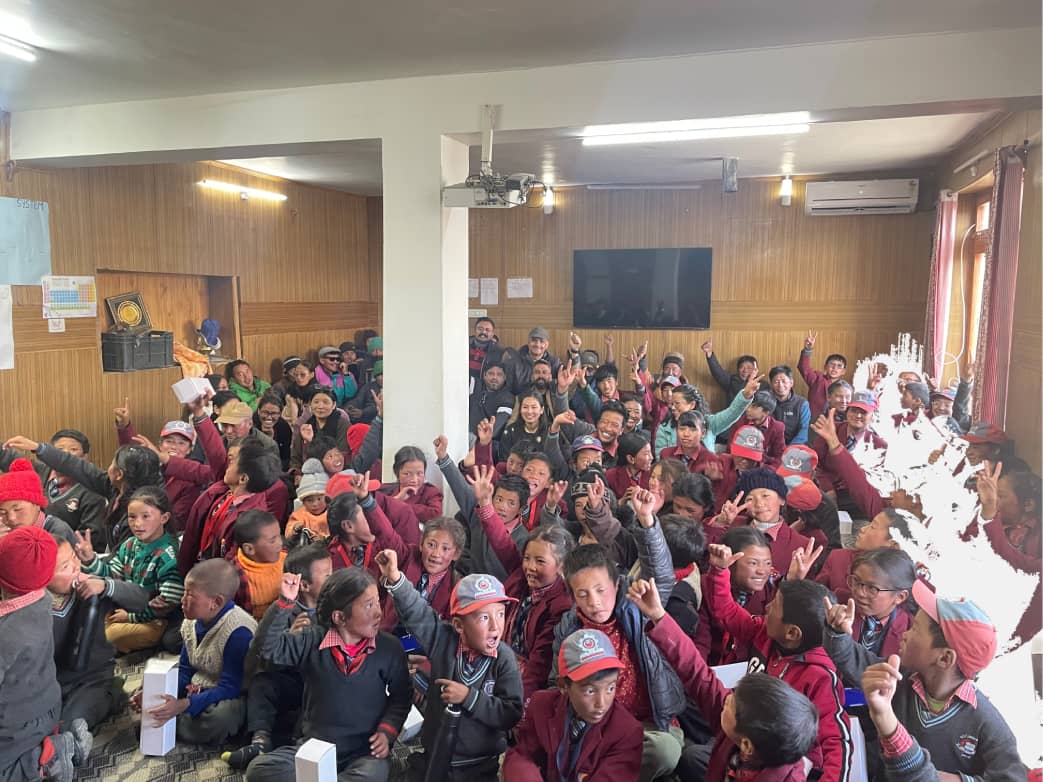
top-left (217, 111), bottom-right (997, 194)
top-left (0, 0), bottom-right (1039, 111)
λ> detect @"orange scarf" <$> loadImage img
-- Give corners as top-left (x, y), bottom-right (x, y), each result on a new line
top-left (236, 549), bottom-right (286, 621)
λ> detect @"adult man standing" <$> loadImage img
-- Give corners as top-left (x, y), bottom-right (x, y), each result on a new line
top-left (507, 327), bottom-right (562, 395)
top-left (468, 317), bottom-right (507, 393)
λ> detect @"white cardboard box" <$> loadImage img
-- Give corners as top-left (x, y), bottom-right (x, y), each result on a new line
top-left (711, 661), bottom-right (748, 689)
top-left (295, 738), bottom-right (338, 782)
top-left (400, 705), bottom-right (423, 742)
top-left (171, 376), bottom-right (215, 404)
top-left (139, 657), bottom-right (179, 757)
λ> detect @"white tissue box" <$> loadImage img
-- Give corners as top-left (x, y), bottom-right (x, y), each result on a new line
top-left (139, 656), bottom-right (179, 757)
top-left (295, 738), bottom-right (338, 782)
top-left (711, 661), bottom-right (748, 689)
top-left (171, 377), bottom-right (215, 404)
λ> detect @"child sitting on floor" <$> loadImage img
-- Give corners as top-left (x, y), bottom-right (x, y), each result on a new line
top-left (75, 486), bottom-right (184, 653)
top-left (858, 582), bottom-right (1024, 782)
top-left (50, 535), bottom-right (138, 729)
top-left (288, 458), bottom-right (329, 539)
top-left (245, 566), bottom-right (412, 782)
top-left (629, 577), bottom-right (820, 782)
top-left (223, 543), bottom-right (333, 770)
top-left (0, 526), bottom-right (92, 782)
top-left (136, 558), bottom-right (257, 745)
top-left (233, 510), bottom-right (287, 621)
top-left (379, 445), bottom-right (444, 523)
top-left (377, 551), bottom-right (524, 782)
top-left (503, 628), bottom-right (644, 781)
top-left (704, 543), bottom-right (852, 782)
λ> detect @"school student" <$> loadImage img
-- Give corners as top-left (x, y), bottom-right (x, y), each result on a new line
top-left (502, 628), bottom-right (644, 782)
top-left (378, 554), bottom-right (524, 781)
top-left (233, 510), bottom-right (287, 621)
top-left (797, 332), bottom-right (847, 417)
top-left (379, 446), bottom-right (444, 523)
top-left (246, 567), bottom-right (412, 782)
top-left (858, 582), bottom-right (1024, 782)
top-left (705, 543), bottom-right (853, 782)
top-left (768, 366), bottom-right (811, 445)
top-left (628, 577), bottom-right (821, 782)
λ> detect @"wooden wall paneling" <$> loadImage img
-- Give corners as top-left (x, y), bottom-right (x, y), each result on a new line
top-left (95, 270), bottom-right (211, 347)
top-left (207, 275), bottom-right (242, 359)
top-left (470, 178), bottom-right (934, 411)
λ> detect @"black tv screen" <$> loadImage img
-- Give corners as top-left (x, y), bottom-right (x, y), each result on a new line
top-left (573, 248), bottom-right (712, 329)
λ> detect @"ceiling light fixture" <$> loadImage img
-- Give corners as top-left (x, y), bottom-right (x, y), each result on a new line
top-left (198, 179), bottom-right (287, 202)
top-left (581, 111), bottom-right (811, 146)
top-left (542, 187), bottom-right (555, 215)
top-left (0, 34), bottom-right (36, 62)
top-left (780, 176), bottom-right (793, 207)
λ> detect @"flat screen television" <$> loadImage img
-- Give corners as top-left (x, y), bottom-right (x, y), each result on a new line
top-left (573, 247), bottom-right (712, 329)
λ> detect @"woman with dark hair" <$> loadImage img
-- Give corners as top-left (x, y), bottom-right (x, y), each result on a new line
top-left (289, 386), bottom-right (350, 473)
top-left (378, 445), bottom-right (443, 523)
top-left (654, 376), bottom-right (760, 458)
top-left (6, 434), bottom-right (162, 552)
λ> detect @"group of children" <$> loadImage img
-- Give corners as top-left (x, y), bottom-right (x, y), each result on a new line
top-left (0, 324), bottom-right (1036, 782)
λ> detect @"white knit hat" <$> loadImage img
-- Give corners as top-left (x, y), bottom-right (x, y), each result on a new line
top-left (297, 458), bottom-right (329, 499)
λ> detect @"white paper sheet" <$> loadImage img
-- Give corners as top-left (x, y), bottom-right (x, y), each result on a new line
top-left (506, 277), bottom-right (533, 298)
top-left (0, 197), bottom-right (51, 284)
top-left (468, 278), bottom-right (479, 298)
top-left (480, 277), bottom-right (498, 305)
top-left (0, 286), bottom-right (12, 370)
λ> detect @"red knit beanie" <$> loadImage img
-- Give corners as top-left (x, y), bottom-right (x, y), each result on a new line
top-left (347, 424), bottom-right (370, 455)
top-left (0, 525), bottom-right (58, 595)
top-left (0, 458), bottom-right (48, 507)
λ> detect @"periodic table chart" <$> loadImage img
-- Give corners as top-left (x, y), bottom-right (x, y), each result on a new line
top-left (42, 275), bottom-right (98, 318)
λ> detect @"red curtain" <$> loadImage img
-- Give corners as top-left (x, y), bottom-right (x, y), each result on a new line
top-left (923, 191), bottom-right (958, 381)
top-left (972, 146), bottom-right (1027, 426)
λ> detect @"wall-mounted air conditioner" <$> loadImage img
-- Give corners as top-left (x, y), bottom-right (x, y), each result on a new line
top-left (804, 179), bottom-right (919, 216)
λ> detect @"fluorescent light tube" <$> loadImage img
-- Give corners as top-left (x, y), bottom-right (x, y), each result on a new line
top-left (198, 179), bottom-right (287, 201)
top-left (582, 123), bottom-right (810, 147)
top-left (0, 34), bottom-right (36, 62)
top-left (780, 177), bottom-right (794, 197)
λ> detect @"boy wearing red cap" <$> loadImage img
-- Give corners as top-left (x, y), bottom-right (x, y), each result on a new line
top-left (0, 458), bottom-right (76, 546)
top-left (860, 583), bottom-right (1024, 782)
top-left (0, 526), bottom-right (91, 782)
top-left (377, 554), bottom-right (523, 781)
top-left (503, 628), bottom-right (643, 781)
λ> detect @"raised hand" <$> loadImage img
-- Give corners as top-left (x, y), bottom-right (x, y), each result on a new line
top-left (545, 480), bottom-right (568, 509)
top-left (372, 389), bottom-right (383, 418)
top-left (862, 654), bottom-right (903, 731)
top-left (131, 434), bottom-right (168, 464)
top-left (351, 471), bottom-right (372, 500)
top-left (701, 339), bottom-right (713, 358)
top-left (476, 417), bottom-right (495, 446)
top-left (557, 361), bottom-right (579, 394)
top-left (3, 435), bottom-right (40, 453)
top-left (469, 464), bottom-right (497, 507)
top-left (924, 374), bottom-right (939, 392)
top-left (374, 549), bottom-right (401, 584)
top-left (976, 460), bottom-right (1002, 519)
top-left (805, 330), bottom-right (818, 350)
top-left (787, 538), bottom-right (824, 581)
top-left (433, 435), bottom-right (449, 461)
top-left (587, 475), bottom-right (605, 510)
top-left (718, 491), bottom-right (749, 526)
top-left (550, 410), bottom-right (576, 433)
top-left (626, 578), bottom-right (666, 622)
top-left (636, 340), bottom-right (648, 362)
top-left (114, 397), bottom-right (131, 429)
top-left (279, 572), bottom-right (302, 602)
top-left (73, 529), bottom-right (96, 564)
top-left (867, 362), bottom-right (887, 391)
top-left (742, 373), bottom-right (765, 399)
top-left (604, 334), bottom-right (614, 348)
top-left (707, 543), bottom-right (744, 571)
top-left (568, 331), bottom-right (582, 352)
top-left (823, 596), bottom-right (856, 635)
top-left (631, 487), bottom-right (657, 527)
top-left (810, 413), bottom-right (840, 450)
top-left (299, 424), bottom-right (314, 444)
top-left (187, 389), bottom-right (214, 419)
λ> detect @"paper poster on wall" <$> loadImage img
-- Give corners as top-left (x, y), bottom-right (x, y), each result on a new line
top-left (480, 277), bottom-right (498, 305)
top-left (506, 277), bottom-right (533, 298)
top-left (468, 278), bottom-right (479, 298)
top-left (0, 286), bottom-right (13, 370)
top-left (0, 197), bottom-right (52, 285)
top-left (42, 276), bottom-right (98, 318)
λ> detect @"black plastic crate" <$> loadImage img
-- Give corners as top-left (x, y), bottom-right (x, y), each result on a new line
top-left (101, 330), bottom-right (174, 372)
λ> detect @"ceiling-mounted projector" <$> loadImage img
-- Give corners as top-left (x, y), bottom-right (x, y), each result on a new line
top-left (442, 105), bottom-right (543, 209)
top-left (442, 172), bottom-right (536, 208)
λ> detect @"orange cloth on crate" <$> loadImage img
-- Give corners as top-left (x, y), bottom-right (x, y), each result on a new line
top-left (236, 549), bottom-right (287, 621)
top-left (173, 342), bottom-right (212, 378)
top-left (289, 508), bottom-right (329, 538)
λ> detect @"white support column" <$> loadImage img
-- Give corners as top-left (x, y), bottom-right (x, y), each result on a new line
top-left (380, 132), bottom-right (470, 505)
